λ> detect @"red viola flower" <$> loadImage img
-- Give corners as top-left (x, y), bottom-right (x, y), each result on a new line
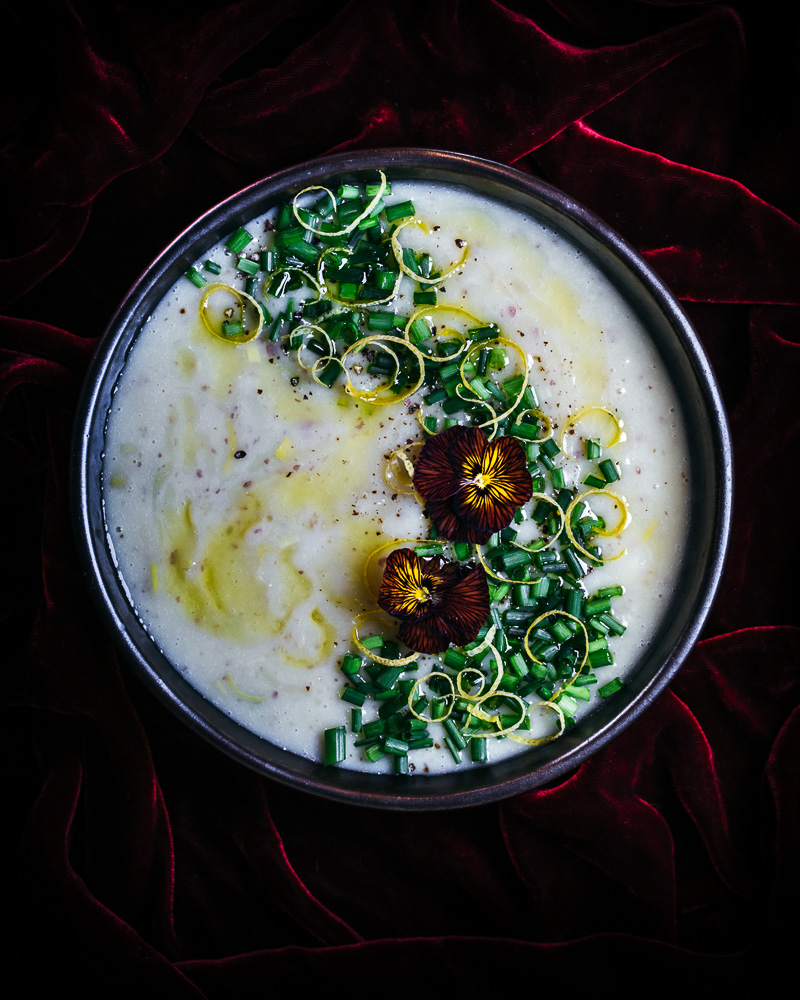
top-left (377, 548), bottom-right (489, 654)
top-left (413, 426), bottom-right (533, 544)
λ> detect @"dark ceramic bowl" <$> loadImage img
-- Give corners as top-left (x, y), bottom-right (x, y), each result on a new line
top-left (71, 149), bottom-right (732, 809)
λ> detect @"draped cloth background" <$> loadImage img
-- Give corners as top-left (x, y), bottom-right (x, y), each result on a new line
top-left (3, 1), bottom-right (798, 990)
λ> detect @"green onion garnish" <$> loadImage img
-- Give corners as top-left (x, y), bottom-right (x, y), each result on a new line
top-left (323, 726), bottom-right (346, 765)
top-left (226, 228), bottom-right (253, 254)
top-left (185, 267), bottom-right (206, 288)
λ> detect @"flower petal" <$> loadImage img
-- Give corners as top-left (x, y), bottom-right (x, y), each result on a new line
top-left (424, 499), bottom-right (495, 544)
top-left (398, 617), bottom-right (458, 655)
top-left (377, 548), bottom-right (490, 653)
top-left (412, 426), bottom-right (463, 500)
top-left (398, 564), bottom-right (489, 653)
top-left (414, 426), bottom-right (533, 542)
top-left (437, 564), bottom-right (491, 642)
top-left (378, 548), bottom-right (430, 622)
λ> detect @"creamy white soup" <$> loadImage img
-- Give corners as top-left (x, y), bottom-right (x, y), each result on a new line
top-left (103, 178), bottom-right (690, 774)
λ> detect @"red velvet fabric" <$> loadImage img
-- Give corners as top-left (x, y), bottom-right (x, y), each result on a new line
top-left (4, 1), bottom-right (798, 991)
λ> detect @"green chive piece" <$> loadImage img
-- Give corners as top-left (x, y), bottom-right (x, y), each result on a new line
top-left (599, 458), bottom-right (621, 483)
top-left (385, 200), bottom-right (415, 222)
top-left (599, 677), bottom-right (624, 697)
top-left (226, 228), bottom-right (253, 254)
top-left (185, 267), bottom-right (206, 288)
top-left (237, 256), bottom-right (260, 275)
top-left (323, 726), bottom-right (346, 765)
top-left (444, 735), bottom-right (462, 764)
top-left (365, 743), bottom-right (387, 763)
top-left (341, 685), bottom-right (366, 706)
top-left (511, 422), bottom-right (542, 441)
top-left (470, 737), bottom-right (488, 763)
top-left (583, 473), bottom-right (607, 489)
top-left (408, 317), bottom-right (432, 344)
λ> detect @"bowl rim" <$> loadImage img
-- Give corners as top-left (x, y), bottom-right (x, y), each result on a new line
top-left (71, 147), bottom-right (733, 810)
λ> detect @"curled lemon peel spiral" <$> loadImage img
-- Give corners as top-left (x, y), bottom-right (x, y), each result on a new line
top-left (565, 488), bottom-right (630, 564)
top-left (560, 405), bottom-right (624, 457)
top-left (340, 334), bottom-right (426, 405)
top-left (523, 610), bottom-right (589, 700)
top-left (403, 304), bottom-right (484, 361)
top-left (289, 323), bottom-right (336, 372)
top-left (293, 171), bottom-right (387, 237)
top-left (511, 493), bottom-right (566, 554)
top-left (263, 266), bottom-right (324, 303)
top-left (391, 218), bottom-right (470, 285)
top-left (408, 672), bottom-right (455, 723)
top-left (465, 691), bottom-right (536, 740)
top-left (200, 283), bottom-right (264, 344)
top-left (507, 700), bottom-right (566, 746)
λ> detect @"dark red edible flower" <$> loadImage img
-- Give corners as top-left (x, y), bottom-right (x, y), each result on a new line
top-left (377, 548), bottom-right (489, 654)
top-left (413, 426), bottom-right (533, 544)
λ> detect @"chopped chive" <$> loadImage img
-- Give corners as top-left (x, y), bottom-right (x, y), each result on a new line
top-left (323, 726), bottom-right (346, 765)
top-left (443, 648), bottom-right (467, 670)
top-left (361, 635), bottom-right (384, 650)
top-left (385, 200), bottom-right (415, 222)
top-left (341, 685), bottom-right (366, 706)
top-left (444, 735), bottom-right (462, 764)
top-left (365, 743), bottom-right (387, 763)
top-left (597, 612), bottom-right (627, 636)
top-left (408, 317), bottom-right (432, 344)
top-left (203, 260), bottom-right (222, 274)
top-left (599, 677), bottom-right (624, 697)
top-left (185, 267), bottom-right (206, 288)
top-left (340, 652), bottom-right (362, 675)
top-left (470, 737), bottom-right (488, 763)
top-left (383, 736), bottom-right (410, 756)
top-left (510, 422), bottom-right (542, 441)
top-left (237, 256), bottom-right (260, 275)
top-left (583, 473), bottom-right (607, 489)
top-left (226, 228), bottom-right (253, 254)
top-left (599, 458), bottom-right (621, 483)
top-left (588, 647), bottom-right (614, 668)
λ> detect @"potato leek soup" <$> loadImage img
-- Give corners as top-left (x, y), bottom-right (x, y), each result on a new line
top-left (102, 174), bottom-right (690, 775)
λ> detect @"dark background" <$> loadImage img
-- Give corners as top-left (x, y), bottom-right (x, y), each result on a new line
top-left (3, 1), bottom-right (798, 992)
